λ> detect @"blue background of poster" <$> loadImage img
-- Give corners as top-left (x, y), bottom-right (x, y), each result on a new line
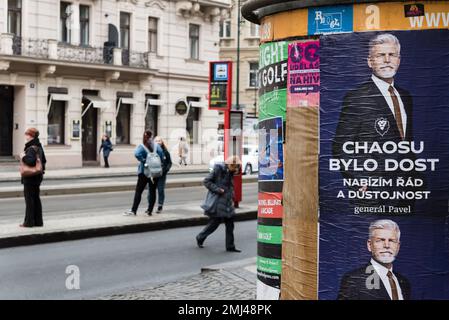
top-left (319, 29), bottom-right (449, 299)
top-left (308, 5), bottom-right (353, 35)
top-left (258, 117), bottom-right (284, 181)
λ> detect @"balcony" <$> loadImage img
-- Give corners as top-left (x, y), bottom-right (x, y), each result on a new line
top-left (0, 34), bottom-right (150, 69)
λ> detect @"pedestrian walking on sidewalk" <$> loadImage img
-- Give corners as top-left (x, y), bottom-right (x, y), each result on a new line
top-left (99, 135), bottom-right (113, 168)
top-left (196, 155), bottom-right (242, 252)
top-left (148, 136), bottom-right (172, 213)
top-left (19, 128), bottom-right (47, 228)
top-left (123, 130), bottom-right (164, 216)
top-left (178, 137), bottom-right (188, 166)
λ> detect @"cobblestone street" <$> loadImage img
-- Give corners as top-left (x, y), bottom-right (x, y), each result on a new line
top-left (100, 264), bottom-right (257, 300)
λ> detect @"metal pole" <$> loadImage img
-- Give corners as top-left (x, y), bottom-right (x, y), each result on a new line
top-left (236, 0), bottom-right (241, 110)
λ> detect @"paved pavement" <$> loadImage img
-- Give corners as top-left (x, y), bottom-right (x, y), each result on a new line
top-left (100, 258), bottom-right (257, 300)
top-left (0, 184), bottom-right (258, 248)
top-left (0, 220), bottom-right (257, 300)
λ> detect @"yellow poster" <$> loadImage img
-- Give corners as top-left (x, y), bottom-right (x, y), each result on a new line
top-left (261, 10), bottom-right (308, 42)
top-left (354, 1), bottom-right (449, 32)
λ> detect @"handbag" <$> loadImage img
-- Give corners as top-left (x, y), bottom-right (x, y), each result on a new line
top-left (20, 146), bottom-right (43, 178)
top-left (201, 190), bottom-right (219, 215)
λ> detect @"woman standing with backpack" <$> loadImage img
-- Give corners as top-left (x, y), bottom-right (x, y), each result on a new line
top-left (20, 128), bottom-right (47, 228)
top-left (123, 130), bottom-right (164, 216)
top-left (148, 136), bottom-right (172, 214)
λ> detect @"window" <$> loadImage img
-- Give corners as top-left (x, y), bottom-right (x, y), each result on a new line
top-left (189, 24), bottom-right (200, 60)
top-left (60, 2), bottom-right (71, 43)
top-left (145, 94), bottom-right (159, 135)
top-left (80, 5), bottom-right (90, 46)
top-left (48, 100), bottom-right (65, 145)
top-left (249, 62), bottom-right (259, 88)
top-left (148, 17), bottom-right (158, 53)
top-left (250, 23), bottom-right (259, 37)
top-left (116, 100), bottom-right (131, 145)
top-left (186, 97), bottom-right (200, 144)
top-left (7, 0), bottom-right (22, 36)
top-left (219, 19), bottom-right (231, 38)
top-left (120, 12), bottom-right (131, 50)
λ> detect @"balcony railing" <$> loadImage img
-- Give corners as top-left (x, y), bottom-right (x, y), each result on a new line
top-left (0, 35), bottom-right (149, 69)
top-left (57, 43), bottom-right (105, 65)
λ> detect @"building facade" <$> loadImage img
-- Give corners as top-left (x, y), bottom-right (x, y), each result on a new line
top-left (0, 0), bottom-right (230, 168)
top-left (218, 0), bottom-right (259, 146)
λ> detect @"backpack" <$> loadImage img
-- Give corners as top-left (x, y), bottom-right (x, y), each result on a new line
top-left (142, 144), bottom-right (163, 178)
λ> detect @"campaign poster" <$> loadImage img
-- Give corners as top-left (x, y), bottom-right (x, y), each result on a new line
top-left (319, 30), bottom-right (449, 299)
top-left (288, 40), bottom-right (320, 108)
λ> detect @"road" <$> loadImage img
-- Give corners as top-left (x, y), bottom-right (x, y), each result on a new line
top-left (0, 220), bottom-right (257, 300)
top-left (0, 183), bottom-right (258, 221)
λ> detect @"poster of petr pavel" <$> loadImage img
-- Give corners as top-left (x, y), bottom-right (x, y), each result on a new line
top-left (319, 29), bottom-right (449, 300)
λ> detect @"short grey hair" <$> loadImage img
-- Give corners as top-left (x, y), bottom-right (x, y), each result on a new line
top-left (369, 219), bottom-right (401, 241)
top-left (368, 33), bottom-right (401, 57)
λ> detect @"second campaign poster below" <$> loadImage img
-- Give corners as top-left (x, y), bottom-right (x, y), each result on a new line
top-left (319, 30), bottom-right (449, 299)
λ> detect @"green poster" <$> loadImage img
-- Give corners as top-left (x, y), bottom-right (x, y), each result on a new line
top-left (259, 41), bottom-right (288, 121)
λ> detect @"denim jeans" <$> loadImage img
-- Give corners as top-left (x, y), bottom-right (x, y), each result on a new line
top-left (148, 173), bottom-right (167, 206)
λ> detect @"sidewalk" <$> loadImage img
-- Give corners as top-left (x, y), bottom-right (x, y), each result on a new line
top-left (0, 202), bottom-right (257, 249)
top-left (99, 258), bottom-right (257, 300)
top-left (0, 164), bottom-right (209, 182)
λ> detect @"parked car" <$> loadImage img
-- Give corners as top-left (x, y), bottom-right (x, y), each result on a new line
top-left (209, 145), bottom-right (259, 175)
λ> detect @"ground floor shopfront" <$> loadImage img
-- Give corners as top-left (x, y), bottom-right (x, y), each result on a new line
top-left (0, 70), bottom-right (220, 169)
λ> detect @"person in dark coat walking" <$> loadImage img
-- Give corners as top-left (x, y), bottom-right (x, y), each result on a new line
top-left (99, 135), bottom-right (113, 168)
top-left (148, 136), bottom-right (172, 213)
top-left (20, 128), bottom-right (47, 228)
top-left (196, 155), bottom-right (242, 252)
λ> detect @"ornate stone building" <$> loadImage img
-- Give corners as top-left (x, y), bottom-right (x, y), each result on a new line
top-left (0, 0), bottom-right (230, 168)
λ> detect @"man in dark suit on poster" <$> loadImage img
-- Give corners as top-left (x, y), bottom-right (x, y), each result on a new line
top-left (338, 219), bottom-right (411, 300)
top-left (332, 33), bottom-right (421, 211)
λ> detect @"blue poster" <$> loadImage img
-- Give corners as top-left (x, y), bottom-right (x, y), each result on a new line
top-left (319, 30), bottom-right (449, 300)
top-left (258, 117), bottom-right (284, 181)
top-left (213, 63), bottom-right (228, 81)
top-left (308, 5), bottom-right (353, 35)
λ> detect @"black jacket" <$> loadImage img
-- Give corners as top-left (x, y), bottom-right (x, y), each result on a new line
top-left (22, 138), bottom-right (47, 185)
top-left (332, 79), bottom-right (422, 208)
top-left (161, 146), bottom-right (172, 175)
top-left (203, 163), bottom-right (235, 218)
top-left (337, 263), bottom-right (411, 300)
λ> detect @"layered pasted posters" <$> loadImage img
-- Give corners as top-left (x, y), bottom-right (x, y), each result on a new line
top-left (288, 40), bottom-right (320, 108)
top-left (319, 30), bottom-right (449, 299)
top-left (257, 41), bottom-right (287, 300)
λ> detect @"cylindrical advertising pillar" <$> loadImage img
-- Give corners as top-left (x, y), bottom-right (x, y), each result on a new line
top-left (243, 0), bottom-right (449, 300)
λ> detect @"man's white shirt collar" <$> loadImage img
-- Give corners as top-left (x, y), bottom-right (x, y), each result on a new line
top-left (371, 74), bottom-right (407, 136)
top-left (370, 258), bottom-right (404, 300)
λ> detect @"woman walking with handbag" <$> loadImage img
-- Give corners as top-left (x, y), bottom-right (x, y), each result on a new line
top-left (123, 130), bottom-right (164, 216)
top-left (20, 128), bottom-right (47, 228)
top-left (196, 155), bottom-right (242, 252)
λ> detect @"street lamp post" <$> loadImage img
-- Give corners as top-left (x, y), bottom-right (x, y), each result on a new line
top-left (236, 0), bottom-right (241, 110)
